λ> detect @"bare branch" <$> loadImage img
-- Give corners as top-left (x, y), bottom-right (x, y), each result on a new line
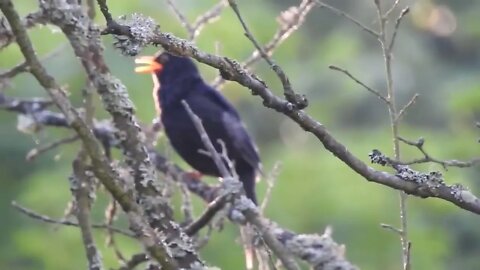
top-left (0, 10), bottom-right (46, 50)
top-left (11, 201), bottom-right (134, 237)
top-left (43, 2), bottom-right (202, 266)
top-left (166, 0), bottom-right (194, 36)
top-left (0, 61), bottom-right (29, 79)
top-left (26, 135), bottom-right (79, 161)
top-left (191, 0), bottom-right (227, 40)
top-left (96, 0), bottom-right (132, 36)
top-left (181, 100), bottom-right (301, 270)
top-left (184, 193), bottom-right (229, 236)
top-left (260, 162), bottom-right (281, 213)
top-left (95, 12), bottom-right (480, 216)
top-left (316, 1), bottom-right (379, 38)
top-left (380, 223), bottom-right (402, 234)
top-left (396, 93), bottom-right (418, 122)
top-left (0, 1), bottom-right (183, 267)
top-left (374, 0), bottom-right (410, 268)
top-left (166, 0), bottom-right (227, 41)
top-left (388, 7), bottom-right (410, 52)
top-left (397, 136), bottom-right (480, 169)
top-left (0, 43), bottom-right (66, 80)
top-left (182, 100), bottom-right (231, 177)
top-left (385, 0), bottom-right (401, 18)
top-left (227, 0), bottom-right (308, 109)
top-left (117, 253), bottom-right (149, 270)
top-left (329, 65), bottom-right (389, 103)
top-left (105, 199), bottom-right (128, 265)
top-left (71, 155), bottom-right (104, 270)
top-left (178, 181), bottom-right (195, 224)
top-left (213, 0), bottom-right (315, 88)
top-left (3, 92), bottom-right (358, 269)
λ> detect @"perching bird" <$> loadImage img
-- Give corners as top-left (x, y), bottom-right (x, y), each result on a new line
top-left (135, 51), bottom-right (261, 204)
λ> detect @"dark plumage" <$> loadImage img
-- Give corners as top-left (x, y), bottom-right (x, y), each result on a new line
top-left (139, 52), bottom-right (261, 204)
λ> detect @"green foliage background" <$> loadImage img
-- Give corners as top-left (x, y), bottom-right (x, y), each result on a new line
top-left (1, 0), bottom-right (480, 269)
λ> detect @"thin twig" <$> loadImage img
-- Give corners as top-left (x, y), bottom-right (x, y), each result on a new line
top-left (165, 0), bottom-right (194, 35)
top-left (260, 162), bottom-right (281, 213)
top-left (117, 253), bottom-right (149, 270)
top-left (212, 0), bottom-right (314, 88)
top-left (380, 223), bottom-right (402, 234)
top-left (0, 61), bottom-right (29, 79)
top-left (178, 181), bottom-right (194, 224)
top-left (0, 43), bottom-right (67, 80)
top-left (72, 155), bottom-right (104, 270)
top-left (227, 0), bottom-right (307, 109)
top-left (11, 201), bottom-right (134, 237)
top-left (98, 14), bottom-right (480, 216)
top-left (385, 0), bottom-right (401, 19)
top-left (0, 10), bottom-right (47, 50)
top-left (26, 135), bottom-right (79, 161)
top-left (190, 0), bottom-right (227, 40)
top-left (182, 100), bottom-right (301, 270)
top-left (166, 0), bottom-right (226, 41)
top-left (105, 198), bottom-right (127, 264)
top-left (184, 193), bottom-right (229, 236)
top-left (397, 136), bottom-right (480, 169)
top-left (316, 1), bottom-right (379, 38)
top-left (388, 7), bottom-right (410, 52)
top-left (374, 0), bottom-right (410, 269)
top-left (181, 100), bottom-right (231, 177)
top-left (329, 65), bottom-right (389, 103)
top-left (396, 93), bottom-right (418, 122)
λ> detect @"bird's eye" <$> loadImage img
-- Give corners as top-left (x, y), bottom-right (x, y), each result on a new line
top-left (159, 54), bottom-right (169, 64)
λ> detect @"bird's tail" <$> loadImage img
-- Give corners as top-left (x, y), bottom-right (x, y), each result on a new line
top-left (240, 169), bottom-right (257, 205)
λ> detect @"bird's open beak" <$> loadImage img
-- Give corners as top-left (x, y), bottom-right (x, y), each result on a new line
top-left (134, 56), bottom-right (163, 74)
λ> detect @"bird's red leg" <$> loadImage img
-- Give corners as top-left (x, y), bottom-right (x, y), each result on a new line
top-left (184, 171), bottom-right (203, 180)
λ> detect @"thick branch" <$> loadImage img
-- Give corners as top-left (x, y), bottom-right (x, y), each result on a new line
top-left (0, 1), bottom-right (180, 268)
top-left (40, 1), bottom-right (203, 267)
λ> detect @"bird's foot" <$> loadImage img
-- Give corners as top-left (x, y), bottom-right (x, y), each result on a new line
top-left (184, 171), bottom-right (203, 180)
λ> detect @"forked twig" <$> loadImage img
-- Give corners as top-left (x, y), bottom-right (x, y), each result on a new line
top-left (227, 0), bottom-right (308, 109)
top-left (398, 136), bottom-right (480, 169)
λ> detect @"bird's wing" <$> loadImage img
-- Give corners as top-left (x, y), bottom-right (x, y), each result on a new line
top-left (221, 111), bottom-right (260, 170)
top-left (196, 83), bottom-right (261, 171)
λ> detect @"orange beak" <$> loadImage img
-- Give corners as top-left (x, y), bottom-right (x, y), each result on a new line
top-left (134, 56), bottom-right (163, 74)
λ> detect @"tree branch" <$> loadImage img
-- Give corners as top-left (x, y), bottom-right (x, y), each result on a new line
top-left (0, 1), bottom-right (182, 268)
top-left (227, 0), bottom-right (308, 109)
top-left (98, 14), bottom-right (480, 216)
top-left (397, 136), bottom-right (480, 169)
top-left (182, 100), bottom-right (302, 270)
top-left (212, 0), bottom-right (315, 88)
top-left (71, 155), bottom-right (104, 270)
top-left (11, 201), bottom-right (134, 238)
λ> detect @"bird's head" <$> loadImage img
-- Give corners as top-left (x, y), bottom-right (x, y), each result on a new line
top-left (135, 51), bottom-right (200, 86)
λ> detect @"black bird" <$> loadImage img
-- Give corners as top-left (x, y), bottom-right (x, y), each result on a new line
top-left (135, 52), bottom-right (261, 204)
